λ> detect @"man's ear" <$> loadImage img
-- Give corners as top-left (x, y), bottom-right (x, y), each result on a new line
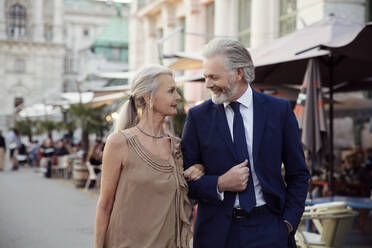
top-left (237, 68), bottom-right (244, 81)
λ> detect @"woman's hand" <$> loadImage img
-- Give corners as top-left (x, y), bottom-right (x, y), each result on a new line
top-left (183, 164), bottom-right (205, 181)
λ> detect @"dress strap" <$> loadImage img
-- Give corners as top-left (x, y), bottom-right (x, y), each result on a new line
top-left (118, 129), bottom-right (134, 140)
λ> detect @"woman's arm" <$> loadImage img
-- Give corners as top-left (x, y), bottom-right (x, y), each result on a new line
top-left (183, 164), bottom-right (205, 181)
top-left (94, 132), bottom-right (128, 248)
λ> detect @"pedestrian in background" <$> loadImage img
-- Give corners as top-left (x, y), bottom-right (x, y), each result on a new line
top-left (8, 129), bottom-right (21, 171)
top-left (0, 130), bottom-right (6, 171)
top-left (94, 65), bottom-right (204, 248)
top-left (86, 139), bottom-right (104, 175)
top-left (28, 140), bottom-right (40, 167)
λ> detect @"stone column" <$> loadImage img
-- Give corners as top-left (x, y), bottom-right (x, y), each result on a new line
top-left (184, 0), bottom-right (204, 52)
top-left (184, 0), bottom-right (205, 107)
top-left (161, 2), bottom-right (176, 55)
top-left (129, 3), bottom-right (139, 70)
top-left (53, 0), bottom-right (63, 44)
top-left (143, 16), bottom-right (157, 64)
top-left (214, 0), bottom-right (238, 38)
top-left (251, 0), bottom-right (275, 47)
top-left (0, 0), bottom-right (6, 40)
top-left (33, 0), bottom-right (44, 42)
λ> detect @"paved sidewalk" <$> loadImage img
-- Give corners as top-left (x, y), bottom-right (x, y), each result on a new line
top-left (0, 167), bottom-right (97, 248)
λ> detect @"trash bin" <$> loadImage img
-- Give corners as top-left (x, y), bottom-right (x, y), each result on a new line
top-left (72, 161), bottom-right (88, 187)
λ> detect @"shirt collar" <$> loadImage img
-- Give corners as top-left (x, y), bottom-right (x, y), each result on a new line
top-left (223, 84), bottom-right (253, 109)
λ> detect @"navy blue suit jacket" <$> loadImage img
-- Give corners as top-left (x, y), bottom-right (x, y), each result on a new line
top-left (181, 90), bottom-right (310, 248)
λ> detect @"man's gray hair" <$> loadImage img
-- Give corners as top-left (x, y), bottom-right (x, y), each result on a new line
top-left (202, 38), bottom-right (255, 83)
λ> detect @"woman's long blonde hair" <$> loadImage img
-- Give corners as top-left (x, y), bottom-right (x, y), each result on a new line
top-left (113, 64), bottom-right (173, 132)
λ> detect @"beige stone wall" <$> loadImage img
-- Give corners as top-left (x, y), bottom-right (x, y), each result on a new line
top-left (0, 0), bottom-right (118, 130)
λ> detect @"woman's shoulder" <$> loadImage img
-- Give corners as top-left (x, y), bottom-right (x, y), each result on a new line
top-left (106, 130), bottom-right (129, 149)
top-left (168, 133), bottom-right (181, 146)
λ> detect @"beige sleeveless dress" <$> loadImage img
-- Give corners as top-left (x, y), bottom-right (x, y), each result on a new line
top-left (104, 129), bottom-right (192, 248)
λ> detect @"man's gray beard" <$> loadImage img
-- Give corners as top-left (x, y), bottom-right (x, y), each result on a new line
top-left (210, 78), bottom-right (239, 104)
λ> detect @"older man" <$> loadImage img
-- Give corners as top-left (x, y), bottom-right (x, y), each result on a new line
top-left (182, 39), bottom-right (309, 248)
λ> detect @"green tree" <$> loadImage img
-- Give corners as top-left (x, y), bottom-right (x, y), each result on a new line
top-left (67, 103), bottom-right (111, 154)
top-left (14, 118), bottom-right (35, 142)
top-left (36, 120), bottom-right (59, 139)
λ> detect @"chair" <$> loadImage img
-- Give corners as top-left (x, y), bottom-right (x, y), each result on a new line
top-left (295, 201), bottom-right (358, 248)
top-left (85, 162), bottom-right (101, 190)
top-left (51, 155), bottom-right (69, 178)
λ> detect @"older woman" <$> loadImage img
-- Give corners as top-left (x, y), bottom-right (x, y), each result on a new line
top-left (95, 65), bottom-right (204, 248)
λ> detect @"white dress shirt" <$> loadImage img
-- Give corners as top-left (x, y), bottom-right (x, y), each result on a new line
top-left (216, 85), bottom-right (293, 232)
top-left (218, 85), bottom-right (266, 207)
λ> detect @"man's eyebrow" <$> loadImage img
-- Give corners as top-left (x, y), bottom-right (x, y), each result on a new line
top-left (204, 73), bottom-right (216, 77)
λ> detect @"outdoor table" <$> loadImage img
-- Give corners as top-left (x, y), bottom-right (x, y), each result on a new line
top-left (307, 196), bottom-right (372, 236)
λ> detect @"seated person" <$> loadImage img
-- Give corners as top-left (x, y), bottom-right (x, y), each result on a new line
top-left (340, 155), bottom-right (358, 183)
top-left (86, 139), bottom-right (103, 174)
top-left (39, 138), bottom-right (55, 168)
top-left (16, 143), bottom-right (28, 166)
top-left (54, 139), bottom-right (70, 156)
top-left (360, 148), bottom-right (372, 197)
top-left (338, 154), bottom-right (363, 196)
top-left (28, 140), bottom-right (40, 167)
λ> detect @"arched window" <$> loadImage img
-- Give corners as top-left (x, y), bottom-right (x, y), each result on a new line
top-left (8, 4), bottom-right (27, 39)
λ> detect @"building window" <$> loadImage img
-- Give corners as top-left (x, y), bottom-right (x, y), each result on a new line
top-left (83, 28), bottom-right (89, 37)
top-left (238, 0), bottom-right (251, 47)
top-left (137, 0), bottom-right (151, 10)
top-left (44, 24), bottom-right (53, 41)
top-left (279, 0), bottom-right (297, 37)
top-left (111, 48), bottom-right (121, 61)
top-left (14, 59), bottom-right (25, 73)
top-left (7, 4), bottom-right (27, 39)
top-left (14, 97), bottom-right (24, 109)
top-left (206, 2), bottom-right (215, 42)
top-left (64, 53), bottom-right (76, 74)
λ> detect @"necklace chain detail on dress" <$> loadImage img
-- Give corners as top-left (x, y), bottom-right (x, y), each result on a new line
top-left (136, 125), bottom-right (166, 139)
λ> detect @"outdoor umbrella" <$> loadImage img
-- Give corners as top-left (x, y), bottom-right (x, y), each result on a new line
top-left (295, 59), bottom-right (327, 159)
top-left (251, 14), bottom-right (372, 195)
top-left (252, 14), bottom-right (371, 87)
top-left (294, 59), bottom-right (327, 197)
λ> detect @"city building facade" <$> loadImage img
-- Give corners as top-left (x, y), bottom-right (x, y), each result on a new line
top-left (129, 0), bottom-right (368, 104)
top-left (0, 0), bottom-right (128, 130)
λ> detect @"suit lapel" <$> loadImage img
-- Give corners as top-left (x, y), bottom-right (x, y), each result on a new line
top-left (252, 90), bottom-right (267, 165)
top-left (214, 104), bottom-right (238, 162)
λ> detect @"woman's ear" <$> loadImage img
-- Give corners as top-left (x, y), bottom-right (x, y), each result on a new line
top-left (144, 94), bottom-right (151, 106)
